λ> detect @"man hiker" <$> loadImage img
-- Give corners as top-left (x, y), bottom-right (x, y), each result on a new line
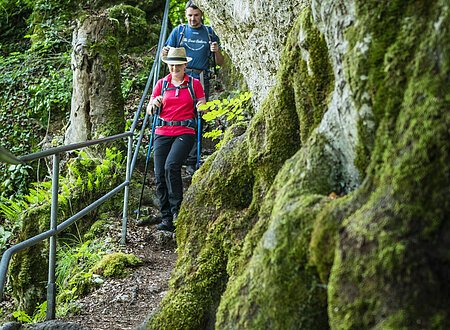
top-left (161, 0), bottom-right (224, 175)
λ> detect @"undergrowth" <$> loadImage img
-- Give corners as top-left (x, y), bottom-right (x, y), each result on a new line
top-left (0, 147), bottom-right (142, 322)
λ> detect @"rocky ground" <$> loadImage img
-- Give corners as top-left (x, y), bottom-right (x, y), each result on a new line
top-left (60, 218), bottom-right (178, 330)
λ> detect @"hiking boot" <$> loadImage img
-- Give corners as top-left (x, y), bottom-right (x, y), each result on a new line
top-left (136, 216), bottom-right (162, 227)
top-left (186, 164), bottom-right (196, 176)
top-left (156, 218), bottom-right (175, 232)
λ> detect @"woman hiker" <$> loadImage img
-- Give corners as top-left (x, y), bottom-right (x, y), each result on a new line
top-left (145, 47), bottom-right (206, 232)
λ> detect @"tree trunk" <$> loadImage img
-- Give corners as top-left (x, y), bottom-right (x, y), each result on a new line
top-left (65, 15), bottom-right (124, 145)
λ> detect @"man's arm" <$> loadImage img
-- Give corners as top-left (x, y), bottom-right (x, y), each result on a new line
top-left (161, 26), bottom-right (181, 57)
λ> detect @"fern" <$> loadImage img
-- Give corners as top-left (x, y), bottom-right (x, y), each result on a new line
top-left (0, 197), bottom-right (28, 223)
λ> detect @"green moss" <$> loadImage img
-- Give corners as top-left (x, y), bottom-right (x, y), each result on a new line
top-left (184, 133), bottom-right (254, 214)
top-left (217, 194), bottom-right (330, 330)
top-left (9, 205), bottom-right (50, 314)
top-left (294, 8), bottom-right (334, 144)
top-left (92, 252), bottom-right (141, 278)
top-left (310, 198), bottom-right (343, 283)
top-left (247, 7), bottom-right (333, 191)
top-left (83, 219), bottom-right (107, 241)
top-left (328, 1), bottom-right (450, 328)
top-left (217, 126), bottom-right (345, 328)
top-left (108, 5), bottom-right (151, 52)
top-left (347, 0), bottom-right (433, 177)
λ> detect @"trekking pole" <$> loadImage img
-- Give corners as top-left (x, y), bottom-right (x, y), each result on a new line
top-left (196, 109), bottom-right (202, 170)
top-left (136, 108), bottom-right (160, 220)
top-left (210, 41), bottom-right (218, 77)
top-left (212, 45), bottom-right (217, 76)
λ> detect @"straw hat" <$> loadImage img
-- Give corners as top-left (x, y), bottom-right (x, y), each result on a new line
top-left (161, 47), bottom-right (192, 65)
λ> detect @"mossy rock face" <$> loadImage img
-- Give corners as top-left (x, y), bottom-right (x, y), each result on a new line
top-left (146, 7), bottom-right (337, 330)
top-left (216, 190), bottom-right (330, 330)
top-left (107, 5), bottom-right (153, 52)
top-left (147, 129), bottom-right (253, 329)
top-left (328, 0), bottom-right (450, 328)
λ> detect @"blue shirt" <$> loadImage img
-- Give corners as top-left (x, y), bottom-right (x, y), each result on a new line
top-left (165, 24), bottom-right (220, 74)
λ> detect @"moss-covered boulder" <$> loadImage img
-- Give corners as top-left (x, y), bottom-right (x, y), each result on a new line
top-left (327, 0), bottom-right (450, 328)
top-left (92, 252), bottom-right (141, 278)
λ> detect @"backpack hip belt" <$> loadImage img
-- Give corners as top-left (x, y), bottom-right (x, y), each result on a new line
top-left (157, 118), bottom-right (196, 129)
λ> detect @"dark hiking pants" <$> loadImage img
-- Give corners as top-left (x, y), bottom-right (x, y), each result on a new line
top-left (153, 134), bottom-right (195, 220)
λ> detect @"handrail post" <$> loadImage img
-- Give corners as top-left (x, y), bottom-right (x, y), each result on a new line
top-left (121, 135), bottom-right (133, 245)
top-left (46, 153), bottom-right (60, 320)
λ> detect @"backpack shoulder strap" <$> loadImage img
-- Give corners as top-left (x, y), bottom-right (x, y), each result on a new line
top-left (161, 79), bottom-right (169, 97)
top-left (161, 78), bottom-right (195, 102)
top-left (204, 25), bottom-right (214, 43)
top-left (187, 76), bottom-right (196, 102)
top-left (177, 24), bottom-right (187, 47)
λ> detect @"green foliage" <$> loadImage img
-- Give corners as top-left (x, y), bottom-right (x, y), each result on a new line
top-left (12, 310), bottom-right (32, 323)
top-left (168, 0), bottom-right (212, 27)
top-left (25, 0), bottom-right (76, 54)
top-left (169, 0), bottom-right (188, 26)
top-left (1, 163), bottom-right (34, 198)
top-left (0, 0), bottom-right (75, 198)
top-left (0, 51), bottom-right (72, 198)
top-left (0, 197), bottom-right (27, 251)
top-left (200, 91), bottom-right (253, 149)
top-left (12, 301), bottom-right (47, 324)
top-left (64, 148), bottom-right (125, 210)
top-left (0, 196), bottom-right (28, 223)
top-left (1, 148), bottom-right (126, 317)
top-left (56, 239), bottom-right (108, 306)
top-left (0, 0), bottom-right (33, 55)
top-left (121, 54), bottom-right (155, 99)
top-left (0, 147), bottom-right (126, 293)
top-left (0, 225), bottom-right (12, 250)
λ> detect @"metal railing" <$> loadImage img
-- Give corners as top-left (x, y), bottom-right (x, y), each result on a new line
top-left (0, 0), bottom-right (171, 320)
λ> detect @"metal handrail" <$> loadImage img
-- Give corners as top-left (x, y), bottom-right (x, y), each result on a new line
top-left (18, 132), bottom-right (132, 163)
top-left (0, 0), bottom-right (171, 320)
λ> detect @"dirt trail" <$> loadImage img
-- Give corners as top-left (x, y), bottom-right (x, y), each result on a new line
top-left (62, 220), bottom-right (177, 330)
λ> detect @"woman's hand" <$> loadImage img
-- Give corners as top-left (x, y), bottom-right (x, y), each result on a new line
top-left (146, 96), bottom-right (163, 115)
top-left (196, 99), bottom-right (206, 112)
